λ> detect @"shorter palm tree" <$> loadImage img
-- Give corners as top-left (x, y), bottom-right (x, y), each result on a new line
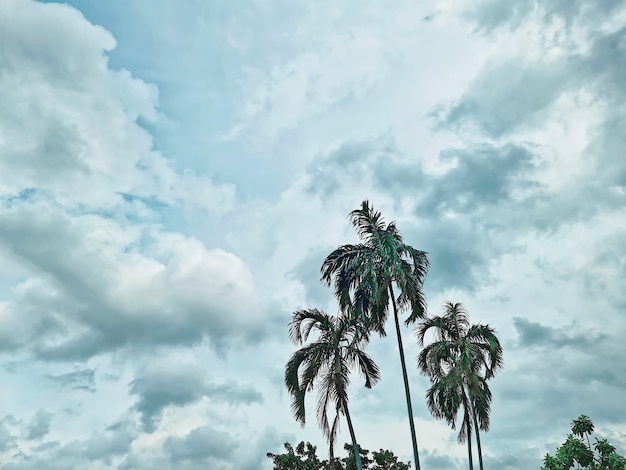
top-left (417, 302), bottom-right (503, 470)
top-left (285, 308), bottom-right (381, 470)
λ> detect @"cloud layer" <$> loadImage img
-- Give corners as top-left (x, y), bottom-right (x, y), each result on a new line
top-left (0, 0), bottom-right (625, 468)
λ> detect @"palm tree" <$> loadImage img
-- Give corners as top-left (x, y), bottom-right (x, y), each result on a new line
top-left (285, 308), bottom-right (381, 470)
top-left (417, 302), bottom-right (503, 470)
top-left (321, 200), bottom-right (429, 470)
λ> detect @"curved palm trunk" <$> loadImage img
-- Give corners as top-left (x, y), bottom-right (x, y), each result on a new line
top-left (342, 398), bottom-right (364, 470)
top-left (465, 383), bottom-right (484, 470)
top-left (470, 402), bottom-right (484, 470)
top-left (462, 389), bottom-right (474, 470)
top-left (390, 286), bottom-right (422, 470)
top-left (466, 428), bottom-right (474, 470)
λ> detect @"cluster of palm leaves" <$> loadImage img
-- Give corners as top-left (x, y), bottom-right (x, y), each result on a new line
top-left (284, 200), bottom-right (503, 470)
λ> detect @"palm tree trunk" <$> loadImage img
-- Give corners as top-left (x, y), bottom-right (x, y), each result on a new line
top-left (462, 389), bottom-right (474, 470)
top-left (390, 285), bottom-right (421, 470)
top-left (470, 402), bottom-right (484, 470)
top-left (342, 398), bottom-right (363, 470)
top-left (467, 424), bottom-right (474, 470)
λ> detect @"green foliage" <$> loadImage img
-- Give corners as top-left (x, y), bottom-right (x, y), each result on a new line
top-left (267, 442), bottom-right (326, 470)
top-left (284, 308), bottom-right (380, 466)
top-left (541, 416), bottom-right (626, 470)
top-left (416, 301), bottom-right (502, 470)
top-left (320, 200), bottom-right (429, 333)
top-left (320, 199), bottom-right (429, 470)
top-left (267, 441), bottom-right (411, 470)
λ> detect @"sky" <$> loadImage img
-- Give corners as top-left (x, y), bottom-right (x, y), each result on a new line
top-left (0, 0), bottom-right (625, 468)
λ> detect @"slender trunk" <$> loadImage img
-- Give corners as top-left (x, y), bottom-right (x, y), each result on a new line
top-left (462, 388), bottom-right (474, 470)
top-left (467, 424), bottom-right (474, 470)
top-left (342, 398), bottom-right (363, 470)
top-left (472, 409), bottom-right (484, 470)
top-left (468, 388), bottom-right (484, 470)
top-left (390, 285), bottom-right (421, 470)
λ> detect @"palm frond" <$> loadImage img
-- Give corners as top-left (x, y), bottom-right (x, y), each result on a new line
top-left (416, 315), bottom-right (450, 346)
top-left (348, 200), bottom-right (387, 244)
top-left (285, 344), bottom-right (324, 425)
top-left (289, 308), bottom-right (333, 344)
top-left (351, 349), bottom-right (381, 388)
top-left (320, 244), bottom-right (370, 286)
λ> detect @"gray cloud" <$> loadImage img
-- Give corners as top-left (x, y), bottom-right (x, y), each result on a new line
top-left (482, 318), bottom-right (626, 466)
top-left (46, 369), bottom-right (96, 392)
top-left (0, 202), bottom-right (269, 361)
top-left (25, 410), bottom-right (52, 440)
top-left (164, 426), bottom-right (238, 464)
top-left (422, 449), bottom-right (463, 470)
top-left (0, 419), bottom-right (16, 453)
top-left (129, 363), bottom-right (262, 433)
top-left (303, 137), bottom-right (545, 293)
top-left (287, 247), bottom-right (335, 306)
top-left (433, 18), bottom-right (626, 195)
top-left (0, 1), bottom-right (625, 469)
top-left (2, 420), bottom-right (136, 470)
top-left (418, 144), bottom-right (540, 215)
top-left (513, 317), bottom-right (608, 349)
top-left (431, 60), bottom-right (569, 139)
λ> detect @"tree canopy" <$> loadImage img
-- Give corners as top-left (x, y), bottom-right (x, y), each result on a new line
top-left (267, 441), bottom-right (411, 470)
top-left (541, 415), bottom-right (626, 470)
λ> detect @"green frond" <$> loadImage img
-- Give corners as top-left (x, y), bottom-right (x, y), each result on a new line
top-left (470, 378), bottom-right (493, 431)
top-left (352, 349), bottom-right (381, 388)
top-left (348, 199), bottom-right (387, 244)
top-left (416, 315), bottom-right (451, 346)
top-left (289, 308), bottom-right (333, 344)
top-left (285, 344), bottom-right (324, 425)
top-left (320, 244), bottom-right (371, 285)
top-left (426, 374), bottom-right (463, 427)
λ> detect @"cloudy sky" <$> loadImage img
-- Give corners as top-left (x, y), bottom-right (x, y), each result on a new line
top-left (1, 0), bottom-right (625, 468)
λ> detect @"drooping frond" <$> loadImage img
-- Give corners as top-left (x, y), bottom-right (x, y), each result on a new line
top-left (416, 315), bottom-right (451, 346)
top-left (320, 244), bottom-right (370, 287)
top-left (465, 324), bottom-right (504, 377)
top-left (289, 308), bottom-right (334, 345)
top-left (285, 343), bottom-right (326, 425)
top-left (350, 349), bottom-right (381, 389)
top-left (425, 371), bottom-right (463, 428)
top-left (470, 377), bottom-right (492, 432)
top-left (328, 411), bottom-right (341, 465)
top-left (417, 340), bottom-right (455, 378)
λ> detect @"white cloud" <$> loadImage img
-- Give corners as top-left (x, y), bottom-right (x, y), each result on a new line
top-left (1, 0), bottom-right (626, 469)
top-left (0, 0), bottom-right (234, 214)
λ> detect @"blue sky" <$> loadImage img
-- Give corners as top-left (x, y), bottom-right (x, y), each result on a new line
top-left (0, 0), bottom-right (625, 468)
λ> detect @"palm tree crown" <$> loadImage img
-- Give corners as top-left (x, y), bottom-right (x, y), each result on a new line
top-left (417, 301), bottom-right (503, 470)
top-left (320, 200), bottom-right (429, 334)
top-left (285, 308), bottom-right (380, 466)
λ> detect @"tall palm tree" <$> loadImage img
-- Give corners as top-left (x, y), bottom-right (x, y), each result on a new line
top-left (285, 308), bottom-right (381, 470)
top-left (321, 200), bottom-right (429, 470)
top-left (417, 302), bottom-right (503, 470)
